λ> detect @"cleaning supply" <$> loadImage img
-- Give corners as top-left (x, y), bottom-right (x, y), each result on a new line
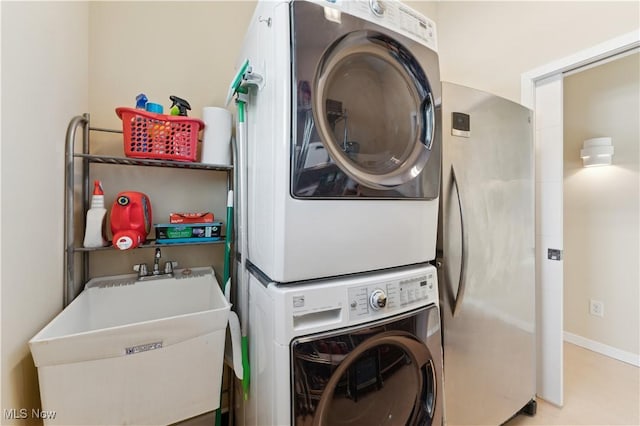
top-left (169, 95), bottom-right (191, 116)
top-left (216, 190), bottom-right (235, 426)
top-left (83, 180), bottom-right (108, 248)
top-left (154, 222), bottom-right (222, 244)
top-left (169, 212), bottom-right (214, 224)
top-left (135, 93), bottom-right (148, 109)
top-left (224, 58), bottom-right (264, 403)
top-left (222, 191), bottom-right (233, 292)
top-left (237, 93), bottom-right (251, 402)
top-left (110, 191), bottom-right (153, 250)
top-left (138, 93), bottom-right (162, 113)
top-left (145, 102), bottom-right (163, 114)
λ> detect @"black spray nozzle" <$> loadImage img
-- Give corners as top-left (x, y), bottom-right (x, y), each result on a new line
top-left (169, 95), bottom-right (191, 116)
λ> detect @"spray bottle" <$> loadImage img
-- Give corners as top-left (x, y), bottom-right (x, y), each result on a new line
top-left (169, 95), bottom-right (191, 116)
top-left (135, 93), bottom-right (148, 109)
top-left (83, 180), bottom-right (108, 248)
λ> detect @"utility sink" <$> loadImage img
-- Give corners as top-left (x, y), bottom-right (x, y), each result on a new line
top-left (29, 267), bottom-right (230, 426)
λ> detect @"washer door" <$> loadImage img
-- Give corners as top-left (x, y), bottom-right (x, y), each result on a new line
top-left (312, 31), bottom-right (435, 191)
top-left (294, 330), bottom-right (437, 426)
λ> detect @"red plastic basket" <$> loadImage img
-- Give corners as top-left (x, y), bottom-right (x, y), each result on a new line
top-left (116, 107), bottom-right (205, 162)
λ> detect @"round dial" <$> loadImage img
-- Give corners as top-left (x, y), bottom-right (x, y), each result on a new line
top-left (369, 289), bottom-right (387, 310)
top-left (369, 0), bottom-right (386, 17)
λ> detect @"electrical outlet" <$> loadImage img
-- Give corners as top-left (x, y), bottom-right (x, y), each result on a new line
top-left (590, 299), bottom-right (604, 317)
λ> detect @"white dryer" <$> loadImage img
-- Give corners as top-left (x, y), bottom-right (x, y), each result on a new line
top-left (236, 0), bottom-right (441, 282)
top-left (239, 263), bottom-right (443, 426)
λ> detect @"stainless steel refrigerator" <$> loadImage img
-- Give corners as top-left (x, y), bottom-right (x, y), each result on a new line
top-left (437, 82), bottom-right (536, 425)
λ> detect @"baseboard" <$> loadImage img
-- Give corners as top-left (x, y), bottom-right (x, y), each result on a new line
top-left (563, 331), bottom-right (640, 367)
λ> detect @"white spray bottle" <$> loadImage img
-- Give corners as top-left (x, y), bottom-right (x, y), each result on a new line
top-left (83, 180), bottom-right (108, 248)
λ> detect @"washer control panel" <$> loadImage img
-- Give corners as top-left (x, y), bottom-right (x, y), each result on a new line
top-left (348, 266), bottom-right (437, 320)
top-left (369, 0), bottom-right (386, 17)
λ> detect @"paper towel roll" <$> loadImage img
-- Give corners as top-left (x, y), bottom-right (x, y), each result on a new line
top-left (201, 107), bottom-right (232, 165)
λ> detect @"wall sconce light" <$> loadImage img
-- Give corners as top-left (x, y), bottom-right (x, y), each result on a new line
top-left (580, 137), bottom-right (614, 167)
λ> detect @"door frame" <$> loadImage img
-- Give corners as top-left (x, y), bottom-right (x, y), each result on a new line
top-left (520, 29), bottom-right (640, 407)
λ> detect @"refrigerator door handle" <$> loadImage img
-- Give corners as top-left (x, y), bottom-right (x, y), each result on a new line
top-left (451, 165), bottom-right (468, 317)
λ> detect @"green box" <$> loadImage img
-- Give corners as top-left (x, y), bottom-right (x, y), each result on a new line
top-left (154, 222), bottom-right (222, 241)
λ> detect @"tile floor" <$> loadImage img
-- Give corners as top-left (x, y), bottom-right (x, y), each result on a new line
top-left (505, 342), bottom-right (640, 426)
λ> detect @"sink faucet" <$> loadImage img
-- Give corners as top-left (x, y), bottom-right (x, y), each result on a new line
top-left (153, 248), bottom-right (162, 275)
top-left (133, 248), bottom-right (177, 281)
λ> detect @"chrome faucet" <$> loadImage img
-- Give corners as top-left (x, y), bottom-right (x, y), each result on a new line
top-left (133, 248), bottom-right (177, 281)
top-left (153, 248), bottom-right (162, 275)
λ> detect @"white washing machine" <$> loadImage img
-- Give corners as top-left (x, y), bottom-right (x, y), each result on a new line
top-left (239, 263), bottom-right (443, 426)
top-left (235, 0), bottom-right (441, 283)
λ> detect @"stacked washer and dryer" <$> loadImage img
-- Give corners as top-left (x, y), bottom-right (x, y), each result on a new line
top-left (232, 1), bottom-right (443, 425)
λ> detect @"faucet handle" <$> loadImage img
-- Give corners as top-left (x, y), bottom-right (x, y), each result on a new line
top-left (133, 263), bottom-right (148, 278)
top-left (164, 261), bottom-right (178, 275)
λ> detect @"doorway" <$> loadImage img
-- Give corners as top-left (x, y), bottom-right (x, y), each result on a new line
top-left (521, 30), bottom-right (640, 407)
top-left (562, 52), bottom-right (640, 367)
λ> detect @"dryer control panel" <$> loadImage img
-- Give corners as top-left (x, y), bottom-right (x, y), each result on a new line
top-left (347, 266), bottom-right (437, 321)
top-left (330, 0), bottom-right (438, 51)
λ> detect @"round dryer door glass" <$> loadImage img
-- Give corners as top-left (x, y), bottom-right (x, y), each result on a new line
top-left (313, 30), bottom-right (435, 190)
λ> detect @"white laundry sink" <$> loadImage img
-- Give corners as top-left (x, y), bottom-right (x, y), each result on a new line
top-left (29, 266), bottom-right (230, 426)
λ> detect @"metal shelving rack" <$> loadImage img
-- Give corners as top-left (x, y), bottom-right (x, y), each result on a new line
top-left (64, 113), bottom-right (233, 307)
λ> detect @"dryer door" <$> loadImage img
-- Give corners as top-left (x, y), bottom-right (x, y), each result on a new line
top-left (313, 32), bottom-right (435, 190)
top-left (291, 1), bottom-right (441, 199)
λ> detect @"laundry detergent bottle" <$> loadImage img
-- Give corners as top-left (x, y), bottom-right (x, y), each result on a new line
top-left (83, 180), bottom-right (108, 248)
top-left (110, 191), bottom-right (153, 250)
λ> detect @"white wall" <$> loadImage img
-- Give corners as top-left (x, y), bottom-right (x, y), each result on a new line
top-left (88, 1), bottom-right (256, 130)
top-left (84, 1), bottom-right (257, 279)
top-left (0, 1), bottom-right (89, 423)
top-left (437, 1), bottom-right (640, 103)
top-left (563, 52), bottom-right (640, 358)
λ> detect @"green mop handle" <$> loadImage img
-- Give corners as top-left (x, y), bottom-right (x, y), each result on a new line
top-left (223, 190), bottom-right (233, 288)
top-left (215, 189), bottom-right (234, 426)
top-left (235, 96), bottom-right (251, 401)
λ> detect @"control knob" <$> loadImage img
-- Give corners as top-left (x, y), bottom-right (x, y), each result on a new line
top-left (369, 289), bottom-right (387, 310)
top-left (369, 0), bottom-right (386, 17)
